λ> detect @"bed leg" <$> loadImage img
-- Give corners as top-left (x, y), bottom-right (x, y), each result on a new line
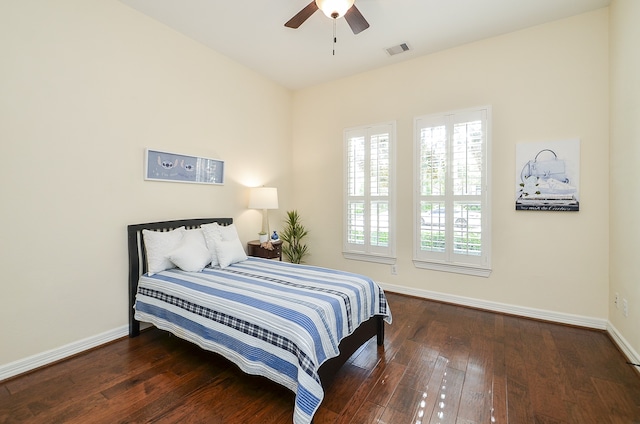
top-left (376, 316), bottom-right (384, 346)
top-left (129, 319), bottom-right (140, 338)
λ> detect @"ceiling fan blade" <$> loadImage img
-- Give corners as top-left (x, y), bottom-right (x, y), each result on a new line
top-left (285, 1), bottom-right (319, 29)
top-left (344, 5), bottom-right (369, 34)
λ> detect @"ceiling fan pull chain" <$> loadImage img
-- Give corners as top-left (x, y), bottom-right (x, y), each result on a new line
top-left (332, 18), bottom-right (337, 55)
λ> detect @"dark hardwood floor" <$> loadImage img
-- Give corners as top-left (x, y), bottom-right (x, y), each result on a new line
top-left (2, 292), bottom-right (639, 423)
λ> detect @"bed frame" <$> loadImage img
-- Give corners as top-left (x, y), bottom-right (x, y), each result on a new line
top-left (127, 217), bottom-right (384, 389)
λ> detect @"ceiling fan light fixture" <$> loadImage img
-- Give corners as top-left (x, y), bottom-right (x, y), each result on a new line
top-left (315, 0), bottom-right (355, 19)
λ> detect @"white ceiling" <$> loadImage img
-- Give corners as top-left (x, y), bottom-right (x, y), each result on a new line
top-left (119, 0), bottom-right (610, 90)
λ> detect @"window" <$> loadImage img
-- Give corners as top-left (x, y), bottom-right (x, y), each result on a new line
top-left (414, 107), bottom-right (491, 276)
top-left (344, 122), bottom-right (396, 264)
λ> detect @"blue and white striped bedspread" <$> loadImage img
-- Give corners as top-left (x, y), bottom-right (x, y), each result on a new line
top-left (134, 257), bottom-right (392, 424)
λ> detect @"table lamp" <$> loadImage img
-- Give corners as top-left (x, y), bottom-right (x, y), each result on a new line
top-left (248, 187), bottom-right (279, 240)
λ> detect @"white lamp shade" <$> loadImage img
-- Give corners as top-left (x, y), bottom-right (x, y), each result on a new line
top-left (248, 187), bottom-right (279, 210)
top-left (315, 0), bottom-right (355, 18)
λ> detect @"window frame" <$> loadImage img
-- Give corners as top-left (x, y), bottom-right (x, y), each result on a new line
top-left (343, 121), bottom-right (396, 264)
top-left (413, 106), bottom-right (492, 277)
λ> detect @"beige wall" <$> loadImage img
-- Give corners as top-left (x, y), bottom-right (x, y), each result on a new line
top-left (292, 10), bottom-right (610, 319)
top-left (3, 2), bottom-right (636, 373)
top-left (609, 0), bottom-right (640, 356)
top-left (0, 0), bottom-right (292, 366)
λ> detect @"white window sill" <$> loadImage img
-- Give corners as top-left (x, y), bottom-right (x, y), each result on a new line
top-left (413, 259), bottom-right (491, 277)
top-left (343, 252), bottom-right (396, 265)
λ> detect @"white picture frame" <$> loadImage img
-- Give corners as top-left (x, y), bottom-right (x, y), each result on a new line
top-left (144, 148), bottom-right (224, 185)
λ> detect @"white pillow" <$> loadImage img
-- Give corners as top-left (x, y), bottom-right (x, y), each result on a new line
top-left (215, 238), bottom-right (248, 268)
top-left (166, 228), bottom-right (211, 272)
top-left (201, 222), bottom-right (221, 267)
top-left (142, 227), bottom-right (186, 275)
top-left (218, 223), bottom-right (241, 241)
top-left (201, 222), bottom-right (246, 268)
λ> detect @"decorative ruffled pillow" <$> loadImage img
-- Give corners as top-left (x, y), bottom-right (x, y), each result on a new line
top-left (142, 227), bottom-right (186, 275)
top-left (201, 223), bottom-right (247, 268)
top-left (201, 222), bottom-right (221, 267)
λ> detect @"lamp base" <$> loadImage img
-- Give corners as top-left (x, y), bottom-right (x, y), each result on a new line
top-left (261, 208), bottom-right (270, 238)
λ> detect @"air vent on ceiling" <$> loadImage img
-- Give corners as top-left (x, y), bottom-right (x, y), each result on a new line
top-left (385, 43), bottom-right (410, 56)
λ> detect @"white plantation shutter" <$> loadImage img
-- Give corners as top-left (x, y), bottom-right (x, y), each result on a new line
top-left (414, 107), bottom-right (491, 276)
top-left (344, 122), bottom-right (396, 263)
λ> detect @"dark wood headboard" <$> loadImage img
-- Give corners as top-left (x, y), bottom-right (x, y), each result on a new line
top-left (127, 218), bottom-right (233, 337)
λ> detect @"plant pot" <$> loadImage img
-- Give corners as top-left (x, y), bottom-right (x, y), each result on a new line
top-left (259, 234), bottom-right (268, 243)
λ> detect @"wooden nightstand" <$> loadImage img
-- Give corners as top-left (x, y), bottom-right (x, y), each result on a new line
top-left (247, 240), bottom-right (283, 261)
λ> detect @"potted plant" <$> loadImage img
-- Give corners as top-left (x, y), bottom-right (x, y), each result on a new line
top-left (280, 210), bottom-right (309, 264)
top-left (258, 231), bottom-right (269, 243)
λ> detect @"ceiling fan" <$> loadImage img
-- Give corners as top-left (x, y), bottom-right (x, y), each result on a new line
top-left (285, 0), bottom-right (370, 35)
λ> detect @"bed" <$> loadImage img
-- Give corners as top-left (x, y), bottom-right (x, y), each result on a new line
top-left (127, 218), bottom-right (391, 424)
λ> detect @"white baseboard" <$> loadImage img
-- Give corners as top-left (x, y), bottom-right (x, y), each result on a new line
top-left (378, 281), bottom-right (609, 329)
top-left (378, 282), bottom-right (640, 366)
top-left (2, 288), bottom-right (638, 382)
top-left (607, 322), bottom-right (640, 367)
top-left (0, 325), bottom-right (129, 382)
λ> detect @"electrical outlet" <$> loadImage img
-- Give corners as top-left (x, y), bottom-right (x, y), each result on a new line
top-left (623, 299), bottom-right (628, 317)
top-left (391, 264), bottom-right (397, 275)
top-left (615, 292), bottom-right (620, 308)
